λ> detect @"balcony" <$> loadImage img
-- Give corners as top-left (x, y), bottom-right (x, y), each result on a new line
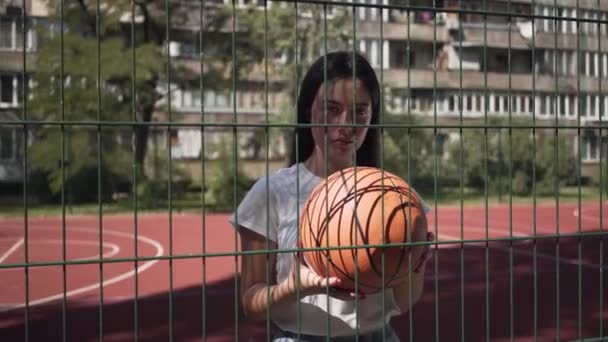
top-left (356, 21), bottom-right (448, 42)
top-left (0, 49), bottom-right (36, 72)
top-left (382, 68), bottom-right (608, 93)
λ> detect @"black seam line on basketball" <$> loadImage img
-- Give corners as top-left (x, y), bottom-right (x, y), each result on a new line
top-left (308, 170), bottom-right (344, 271)
top-left (341, 172), bottom-right (422, 280)
top-left (320, 169), bottom-right (358, 273)
top-left (363, 191), bottom-right (399, 283)
top-left (304, 181), bottom-right (326, 269)
top-left (354, 175), bottom-right (417, 283)
top-left (310, 183), bottom-right (327, 271)
top-left (335, 169), bottom-right (363, 283)
top-left (334, 169), bottom-right (411, 289)
top-left (312, 168), bottom-right (378, 287)
top-left (346, 173), bottom-right (383, 280)
top-left (316, 168), bottom-right (359, 250)
top-left (309, 172), bottom-right (337, 252)
top-left (322, 188), bottom-right (379, 291)
top-left (304, 168), bottom-right (418, 289)
top-left (338, 169), bottom-right (377, 280)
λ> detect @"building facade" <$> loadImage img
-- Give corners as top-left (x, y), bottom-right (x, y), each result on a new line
top-left (0, 1), bottom-right (43, 185)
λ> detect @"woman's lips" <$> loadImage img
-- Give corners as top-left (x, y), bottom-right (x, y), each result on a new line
top-left (331, 139), bottom-right (354, 148)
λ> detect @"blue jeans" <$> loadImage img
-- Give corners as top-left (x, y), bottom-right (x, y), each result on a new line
top-left (272, 325), bottom-right (401, 342)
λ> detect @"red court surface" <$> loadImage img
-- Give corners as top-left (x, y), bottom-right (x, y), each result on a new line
top-left (0, 201), bottom-right (606, 341)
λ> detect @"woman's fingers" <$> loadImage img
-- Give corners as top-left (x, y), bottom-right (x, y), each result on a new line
top-left (320, 276), bottom-right (341, 288)
top-left (329, 287), bottom-right (366, 300)
top-left (293, 259), bottom-right (363, 300)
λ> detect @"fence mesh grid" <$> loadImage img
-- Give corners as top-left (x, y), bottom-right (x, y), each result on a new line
top-left (0, 0), bottom-right (606, 341)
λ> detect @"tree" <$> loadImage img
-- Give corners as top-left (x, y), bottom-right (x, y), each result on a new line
top-left (29, 0), bottom-right (265, 200)
top-left (244, 3), bottom-right (353, 159)
top-left (382, 113), bottom-right (454, 191)
top-left (451, 117), bottom-right (578, 197)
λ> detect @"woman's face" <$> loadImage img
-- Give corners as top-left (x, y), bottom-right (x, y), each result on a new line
top-left (309, 77), bottom-right (372, 166)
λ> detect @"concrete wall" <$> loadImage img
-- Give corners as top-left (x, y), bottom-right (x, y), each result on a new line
top-left (383, 68), bottom-right (608, 94)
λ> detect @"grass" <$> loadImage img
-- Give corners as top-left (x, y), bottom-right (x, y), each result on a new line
top-left (0, 186), bottom-right (604, 219)
top-left (418, 185), bottom-right (604, 207)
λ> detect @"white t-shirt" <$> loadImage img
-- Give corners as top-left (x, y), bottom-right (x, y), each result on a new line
top-left (229, 162), bottom-right (431, 337)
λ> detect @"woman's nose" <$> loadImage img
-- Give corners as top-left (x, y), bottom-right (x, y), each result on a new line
top-left (336, 110), bottom-right (353, 124)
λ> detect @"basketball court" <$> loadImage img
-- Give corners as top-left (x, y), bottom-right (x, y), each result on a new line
top-left (0, 201), bottom-right (606, 341)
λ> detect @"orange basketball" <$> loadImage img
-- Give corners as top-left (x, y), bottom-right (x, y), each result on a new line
top-left (299, 166), bottom-right (426, 294)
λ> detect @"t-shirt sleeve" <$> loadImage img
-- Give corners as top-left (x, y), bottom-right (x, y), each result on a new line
top-left (228, 176), bottom-right (279, 242)
top-left (413, 188), bottom-right (432, 214)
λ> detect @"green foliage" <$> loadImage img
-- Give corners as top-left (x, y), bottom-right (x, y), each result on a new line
top-left (261, 4), bottom-right (353, 125)
top-left (205, 137), bottom-right (254, 212)
top-left (135, 180), bottom-right (168, 209)
top-left (129, 145), bottom-right (194, 209)
top-left (28, 128), bottom-right (131, 203)
top-left (382, 114), bottom-right (455, 190)
top-left (382, 115), bottom-right (579, 198)
top-left (450, 117), bottom-right (578, 197)
top-left (602, 166), bottom-right (608, 195)
top-left (29, 1), bottom-right (267, 202)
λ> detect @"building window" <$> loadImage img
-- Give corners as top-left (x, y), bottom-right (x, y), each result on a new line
top-left (0, 16), bottom-right (34, 51)
top-left (0, 74), bottom-right (20, 107)
top-left (0, 128), bottom-right (15, 161)
top-left (582, 130), bottom-right (599, 161)
top-left (192, 91), bottom-right (202, 108)
top-left (569, 96), bottom-right (576, 118)
top-left (0, 18), bottom-right (12, 48)
top-left (559, 95), bottom-right (566, 117)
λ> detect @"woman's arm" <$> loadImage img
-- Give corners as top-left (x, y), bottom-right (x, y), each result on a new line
top-left (239, 227), bottom-right (343, 320)
top-left (239, 227), bottom-right (294, 320)
top-left (391, 261), bottom-right (427, 313)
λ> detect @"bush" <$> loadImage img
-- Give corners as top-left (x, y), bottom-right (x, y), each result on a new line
top-left (382, 115), bottom-right (456, 190)
top-left (203, 136), bottom-right (255, 212)
top-left (206, 166), bottom-right (254, 212)
top-left (446, 118), bottom-right (579, 197)
top-left (511, 170), bottom-right (530, 196)
top-left (26, 166), bottom-right (131, 204)
top-left (135, 180), bottom-right (169, 209)
top-left (28, 129), bottom-right (132, 205)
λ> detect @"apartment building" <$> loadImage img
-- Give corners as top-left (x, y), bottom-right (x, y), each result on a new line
top-left (360, 0), bottom-right (606, 180)
top-left (0, 1), bottom-right (44, 185)
top-left (164, 0), bottom-right (606, 181)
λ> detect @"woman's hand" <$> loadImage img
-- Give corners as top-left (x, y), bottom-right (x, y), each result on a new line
top-left (283, 254), bottom-right (366, 300)
top-left (413, 232), bottom-right (435, 274)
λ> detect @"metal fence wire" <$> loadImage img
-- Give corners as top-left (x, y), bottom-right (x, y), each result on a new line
top-left (0, 0), bottom-right (607, 341)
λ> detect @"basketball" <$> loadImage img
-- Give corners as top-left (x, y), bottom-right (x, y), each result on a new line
top-left (299, 166), bottom-right (426, 294)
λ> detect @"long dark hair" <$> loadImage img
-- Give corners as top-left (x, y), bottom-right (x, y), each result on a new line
top-left (288, 50), bottom-right (381, 168)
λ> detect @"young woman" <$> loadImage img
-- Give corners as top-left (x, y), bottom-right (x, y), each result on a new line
top-left (230, 51), bottom-right (433, 341)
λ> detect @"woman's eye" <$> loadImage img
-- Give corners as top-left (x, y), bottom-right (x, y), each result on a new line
top-left (356, 108), bottom-right (369, 116)
top-left (327, 106), bottom-right (341, 114)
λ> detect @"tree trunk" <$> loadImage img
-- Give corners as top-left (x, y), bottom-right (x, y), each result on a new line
top-left (134, 104), bottom-right (154, 179)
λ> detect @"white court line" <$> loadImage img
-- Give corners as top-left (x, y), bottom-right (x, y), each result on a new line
top-left (0, 238), bottom-right (121, 269)
top-left (71, 240), bottom-right (120, 261)
top-left (0, 238), bottom-right (24, 264)
top-left (573, 207), bottom-right (607, 223)
top-left (0, 227), bottom-right (163, 313)
top-left (433, 225), bottom-right (529, 241)
top-left (437, 229), bottom-right (607, 271)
